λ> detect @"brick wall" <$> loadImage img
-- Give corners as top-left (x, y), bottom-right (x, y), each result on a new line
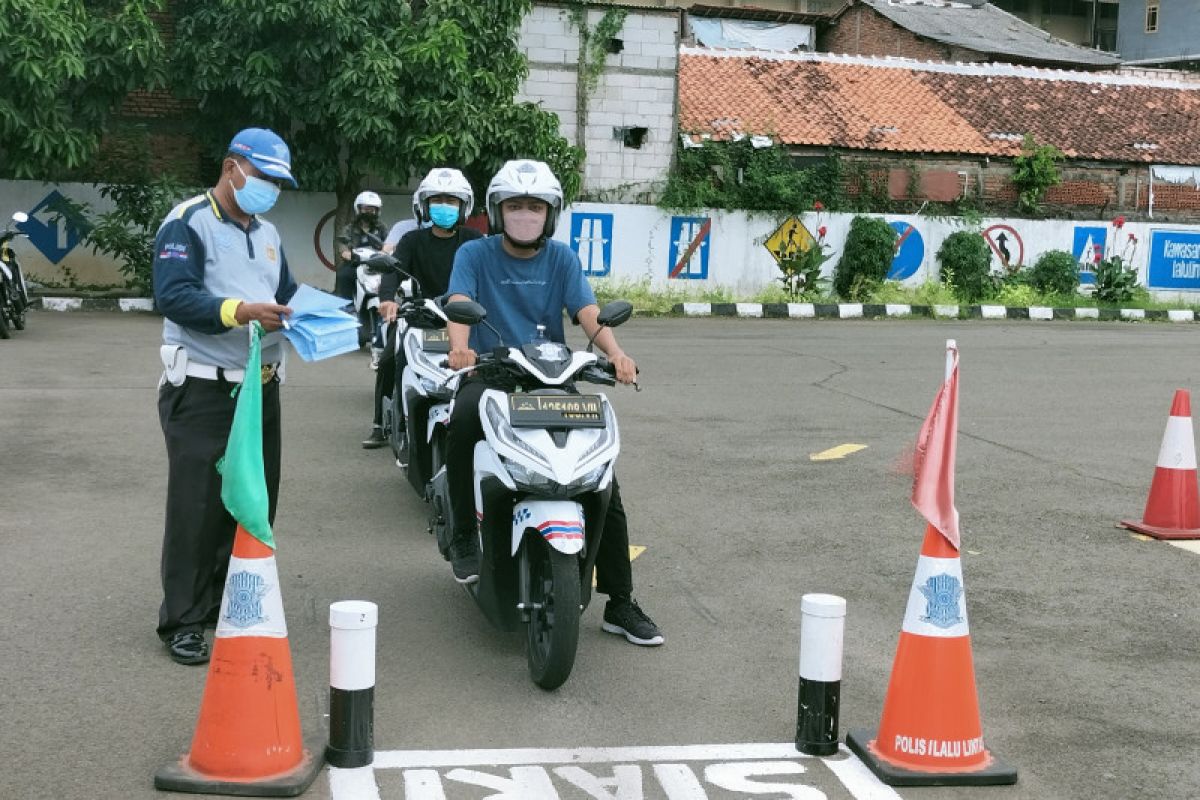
top-left (820, 6), bottom-right (978, 62)
top-left (832, 154), bottom-right (1200, 221)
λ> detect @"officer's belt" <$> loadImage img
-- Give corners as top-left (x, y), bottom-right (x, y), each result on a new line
top-left (185, 362), bottom-right (279, 384)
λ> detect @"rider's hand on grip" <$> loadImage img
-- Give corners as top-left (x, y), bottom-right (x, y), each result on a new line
top-left (448, 347), bottom-right (477, 370)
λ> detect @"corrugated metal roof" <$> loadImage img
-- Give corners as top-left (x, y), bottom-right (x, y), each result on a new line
top-left (858, 0), bottom-right (1120, 67)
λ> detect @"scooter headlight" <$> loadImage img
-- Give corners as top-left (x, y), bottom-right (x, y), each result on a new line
top-left (485, 397), bottom-right (551, 472)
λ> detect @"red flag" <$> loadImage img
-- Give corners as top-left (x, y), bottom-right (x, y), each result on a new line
top-left (911, 345), bottom-right (961, 548)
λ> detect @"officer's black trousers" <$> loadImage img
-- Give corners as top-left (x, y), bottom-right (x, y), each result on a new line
top-left (157, 377), bottom-right (281, 641)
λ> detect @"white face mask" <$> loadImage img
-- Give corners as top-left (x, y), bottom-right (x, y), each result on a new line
top-left (502, 208), bottom-right (546, 246)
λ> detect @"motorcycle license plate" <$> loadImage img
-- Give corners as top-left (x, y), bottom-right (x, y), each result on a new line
top-left (422, 328), bottom-right (450, 353)
top-left (508, 394), bottom-right (605, 428)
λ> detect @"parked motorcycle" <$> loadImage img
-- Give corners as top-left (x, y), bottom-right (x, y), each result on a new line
top-left (0, 211), bottom-right (31, 339)
top-left (428, 299), bottom-right (635, 690)
top-left (349, 245), bottom-right (387, 366)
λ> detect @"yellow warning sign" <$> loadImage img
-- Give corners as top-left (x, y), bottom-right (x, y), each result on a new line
top-left (764, 217), bottom-right (816, 266)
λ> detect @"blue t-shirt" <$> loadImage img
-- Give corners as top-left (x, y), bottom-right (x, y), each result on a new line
top-left (447, 236), bottom-right (596, 352)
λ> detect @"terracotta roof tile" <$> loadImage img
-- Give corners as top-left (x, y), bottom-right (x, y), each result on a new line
top-left (679, 49), bottom-right (1200, 165)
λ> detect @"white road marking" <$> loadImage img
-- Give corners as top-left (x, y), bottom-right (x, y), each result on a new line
top-left (330, 743), bottom-right (903, 799)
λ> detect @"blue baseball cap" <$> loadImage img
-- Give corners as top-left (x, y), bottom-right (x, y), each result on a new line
top-left (227, 127), bottom-right (298, 188)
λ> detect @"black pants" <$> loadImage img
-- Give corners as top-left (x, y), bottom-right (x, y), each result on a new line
top-left (446, 379), bottom-right (633, 598)
top-left (334, 262), bottom-right (357, 300)
top-left (157, 377), bottom-right (281, 640)
top-left (373, 322), bottom-right (405, 427)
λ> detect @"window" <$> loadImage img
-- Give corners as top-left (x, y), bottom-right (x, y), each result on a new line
top-left (1146, 1), bottom-right (1159, 33)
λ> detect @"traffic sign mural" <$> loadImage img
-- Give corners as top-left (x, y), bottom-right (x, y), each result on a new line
top-left (982, 224), bottom-right (1024, 272)
top-left (1072, 225), bottom-right (1106, 285)
top-left (763, 216), bottom-right (815, 267)
top-left (570, 213), bottom-right (613, 277)
top-left (668, 216), bottom-right (711, 280)
top-left (887, 221), bottom-right (925, 280)
top-left (23, 190), bottom-right (85, 264)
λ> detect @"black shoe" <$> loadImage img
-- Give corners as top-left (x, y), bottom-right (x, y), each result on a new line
top-left (362, 426), bottom-right (387, 449)
top-left (449, 535), bottom-right (480, 585)
top-left (165, 631), bottom-right (210, 665)
top-left (602, 598), bottom-right (664, 646)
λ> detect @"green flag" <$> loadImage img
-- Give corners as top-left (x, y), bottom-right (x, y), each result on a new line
top-left (217, 321), bottom-right (274, 548)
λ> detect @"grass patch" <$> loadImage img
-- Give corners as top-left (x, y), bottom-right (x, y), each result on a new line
top-left (591, 276), bottom-right (1200, 315)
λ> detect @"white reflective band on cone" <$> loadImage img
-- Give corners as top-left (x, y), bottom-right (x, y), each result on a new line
top-left (214, 555), bottom-right (288, 639)
top-left (900, 555), bottom-right (970, 638)
top-left (1157, 417), bottom-right (1197, 470)
top-left (799, 593), bottom-right (846, 682)
top-left (330, 601), bottom-right (378, 691)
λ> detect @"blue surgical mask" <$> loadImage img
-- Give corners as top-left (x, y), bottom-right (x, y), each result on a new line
top-left (428, 203), bottom-right (459, 229)
top-left (233, 163), bottom-right (281, 215)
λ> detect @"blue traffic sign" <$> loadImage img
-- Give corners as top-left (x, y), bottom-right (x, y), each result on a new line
top-left (887, 221), bottom-right (925, 280)
top-left (23, 190), bottom-right (84, 264)
top-left (570, 213), bottom-right (613, 277)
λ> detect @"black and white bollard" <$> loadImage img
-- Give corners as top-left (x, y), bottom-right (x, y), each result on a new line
top-left (327, 600), bottom-right (377, 768)
top-left (795, 593), bottom-right (846, 756)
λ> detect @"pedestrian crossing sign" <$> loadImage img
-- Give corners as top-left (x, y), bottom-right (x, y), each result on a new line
top-left (764, 217), bottom-right (816, 266)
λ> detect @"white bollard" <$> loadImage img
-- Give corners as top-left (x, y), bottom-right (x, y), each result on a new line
top-left (327, 600), bottom-right (378, 768)
top-left (796, 593), bottom-right (846, 756)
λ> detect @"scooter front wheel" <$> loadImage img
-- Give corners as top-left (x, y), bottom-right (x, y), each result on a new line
top-left (524, 536), bottom-right (581, 691)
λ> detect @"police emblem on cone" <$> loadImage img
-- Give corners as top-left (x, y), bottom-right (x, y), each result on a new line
top-left (1121, 389), bottom-right (1200, 540)
top-left (154, 525), bottom-right (322, 796)
top-left (846, 524), bottom-right (1017, 786)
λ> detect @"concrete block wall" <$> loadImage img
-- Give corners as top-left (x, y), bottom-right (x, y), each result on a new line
top-left (518, 3), bottom-right (679, 203)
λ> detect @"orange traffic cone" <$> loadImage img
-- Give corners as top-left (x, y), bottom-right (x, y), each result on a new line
top-left (155, 525), bottom-right (322, 796)
top-left (1120, 389), bottom-right (1200, 540)
top-left (846, 524), bottom-right (1017, 785)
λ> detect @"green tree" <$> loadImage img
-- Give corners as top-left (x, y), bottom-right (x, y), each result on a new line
top-left (1011, 135), bottom-right (1064, 215)
top-left (0, 0), bottom-right (165, 178)
top-left (171, 0), bottom-right (581, 242)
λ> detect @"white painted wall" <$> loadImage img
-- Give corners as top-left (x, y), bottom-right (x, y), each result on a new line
top-left (10, 178), bottom-right (1200, 303)
top-left (548, 202), bottom-right (1200, 303)
top-left (2, 180), bottom-right (409, 292)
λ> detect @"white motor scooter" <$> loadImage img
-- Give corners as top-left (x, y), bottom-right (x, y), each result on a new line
top-left (428, 299), bottom-right (635, 690)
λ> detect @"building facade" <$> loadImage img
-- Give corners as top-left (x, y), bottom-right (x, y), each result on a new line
top-left (1116, 0), bottom-right (1200, 65)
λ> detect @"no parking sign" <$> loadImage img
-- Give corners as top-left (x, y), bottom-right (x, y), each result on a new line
top-left (887, 221), bottom-right (925, 280)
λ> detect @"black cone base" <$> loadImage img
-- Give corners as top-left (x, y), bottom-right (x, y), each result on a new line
top-left (846, 729), bottom-right (1018, 787)
top-left (154, 746), bottom-right (323, 797)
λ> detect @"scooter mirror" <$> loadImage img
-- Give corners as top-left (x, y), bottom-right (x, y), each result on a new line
top-left (596, 300), bottom-right (633, 328)
top-left (365, 253), bottom-right (396, 271)
top-left (11, 212), bottom-right (28, 224)
top-left (443, 300), bottom-right (487, 326)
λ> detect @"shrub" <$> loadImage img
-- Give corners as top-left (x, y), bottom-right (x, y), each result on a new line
top-left (1029, 250), bottom-right (1080, 295)
top-left (833, 216), bottom-right (896, 300)
top-left (937, 231), bottom-right (993, 302)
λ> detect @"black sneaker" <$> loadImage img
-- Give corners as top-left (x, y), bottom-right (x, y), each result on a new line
top-left (362, 426), bottom-right (387, 449)
top-left (165, 631), bottom-right (210, 665)
top-left (602, 598), bottom-right (664, 646)
top-left (449, 536), bottom-right (480, 585)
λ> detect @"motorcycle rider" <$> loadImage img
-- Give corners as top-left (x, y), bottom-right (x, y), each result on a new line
top-left (443, 159), bottom-right (664, 647)
top-left (335, 190), bottom-right (388, 299)
top-left (363, 167), bottom-right (481, 450)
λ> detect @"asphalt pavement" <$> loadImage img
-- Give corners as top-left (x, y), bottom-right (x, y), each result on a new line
top-left (1, 311), bottom-right (1198, 800)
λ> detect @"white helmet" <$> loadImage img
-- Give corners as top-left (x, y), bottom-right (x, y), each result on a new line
top-left (412, 168), bottom-right (474, 225)
top-left (354, 190), bottom-right (382, 215)
top-left (486, 159), bottom-right (563, 239)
